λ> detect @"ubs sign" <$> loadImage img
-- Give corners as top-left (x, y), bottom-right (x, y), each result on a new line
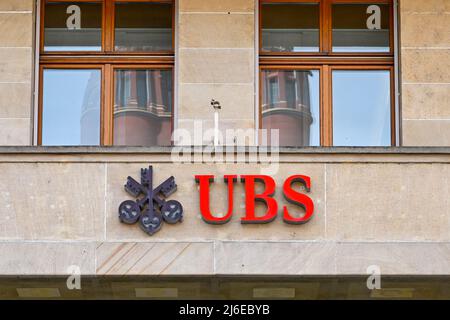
top-left (119, 166), bottom-right (314, 235)
top-left (195, 175), bottom-right (314, 225)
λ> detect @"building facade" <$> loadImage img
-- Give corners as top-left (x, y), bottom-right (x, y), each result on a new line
top-left (0, 0), bottom-right (449, 299)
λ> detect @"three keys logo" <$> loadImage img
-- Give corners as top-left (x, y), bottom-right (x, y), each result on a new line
top-left (118, 166), bottom-right (183, 235)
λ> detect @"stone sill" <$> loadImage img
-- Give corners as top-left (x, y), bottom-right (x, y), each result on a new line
top-left (1, 146), bottom-right (449, 163)
top-left (0, 146), bottom-right (450, 155)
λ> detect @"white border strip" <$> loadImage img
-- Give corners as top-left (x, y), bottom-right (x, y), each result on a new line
top-left (394, 0), bottom-right (400, 146)
top-left (254, 0), bottom-right (259, 146)
top-left (33, 0), bottom-right (41, 146)
top-left (0, 11), bottom-right (32, 14)
top-left (173, 0), bottom-right (179, 143)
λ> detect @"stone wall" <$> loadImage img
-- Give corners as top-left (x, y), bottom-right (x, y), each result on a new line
top-left (400, 0), bottom-right (450, 146)
top-left (177, 0), bottom-right (256, 144)
top-left (0, 0), bottom-right (34, 145)
top-left (0, 148), bottom-right (448, 276)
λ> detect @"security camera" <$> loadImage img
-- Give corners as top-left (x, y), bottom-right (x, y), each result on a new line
top-left (211, 99), bottom-right (221, 110)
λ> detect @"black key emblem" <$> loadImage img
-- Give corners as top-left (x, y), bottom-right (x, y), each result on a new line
top-left (118, 166), bottom-right (183, 236)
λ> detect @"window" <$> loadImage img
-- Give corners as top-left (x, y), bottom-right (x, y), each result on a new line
top-left (114, 2), bottom-right (173, 52)
top-left (38, 0), bottom-right (174, 146)
top-left (332, 69), bottom-right (392, 146)
top-left (332, 3), bottom-right (391, 52)
top-left (44, 2), bottom-right (102, 51)
top-left (42, 68), bottom-right (101, 145)
top-left (260, 0), bottom-right (395, 147)
top-left (113, 68), bottom-right (173, 146)
top-left (262, 69), bottom-right (320, 147)
top-left (261, 2), bottom-right (320, 53)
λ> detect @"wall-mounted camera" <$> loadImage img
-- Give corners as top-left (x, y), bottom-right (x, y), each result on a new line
top-left (211, 99), bottom-right (221, 110)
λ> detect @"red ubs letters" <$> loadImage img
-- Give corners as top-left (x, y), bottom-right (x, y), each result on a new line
top-left (195, 175), bottom-right (314, 225)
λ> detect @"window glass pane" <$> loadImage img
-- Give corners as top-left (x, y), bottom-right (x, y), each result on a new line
top-left (44, 2), bottom-right (102, 52)
top-left (332, 70), bottom-right (391, 146)
top-left (114, 69), bottom-right (173, 146)
top-left (42, 69), bottom-right (101, 146)
top-left (332, 4), bottom-right (390, 52)
top-left (115, 2), bottom-right (173, 52)
top-left (262, 70), bottom-right (320, 147)
top-left (262, 3), bottom-right (320, 53)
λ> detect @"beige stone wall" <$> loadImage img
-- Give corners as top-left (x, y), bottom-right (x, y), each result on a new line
top-left (0, 0), bottom-right (34, 146)
top-left (177, 0), bottom-right (256, 145)
top-left (0, 150), bottom-right (448, 276)
top-left (400, 0), bottom-right (450, 146)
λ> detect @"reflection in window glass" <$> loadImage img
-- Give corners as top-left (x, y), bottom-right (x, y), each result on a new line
top-left (262, 3), bottom-right (320, 53)
top-left (114, 69), bottom-right (173, 146)
top-left (332, 70), bottom-right (391, 146)
top-left (262, 70), bottom-right (320, 147)
top-left (115, 2), bottom-right (173, 52)
top-left (332, 4), bottom-right (390, 52)
top-left (44, 2), bottom-right (102, 51)
top-left (42, 69), bottom-right (101, 146)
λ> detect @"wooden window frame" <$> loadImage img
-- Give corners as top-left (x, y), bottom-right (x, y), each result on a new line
top-left (259, 0), bottom-right (396, 147)
top-left (38, 0), bottom-right (175, 146)
top-left (40, 0), bottom-right (175, 56)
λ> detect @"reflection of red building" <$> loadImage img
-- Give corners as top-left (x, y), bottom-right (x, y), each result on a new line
top-left (114, 70), bottom-right (172, 146)
top-left (262, 70), bottom-right (313, 147)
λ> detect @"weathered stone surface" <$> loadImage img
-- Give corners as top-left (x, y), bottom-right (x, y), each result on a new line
top-left (0, 118), bottom-right (30, 146)
top-left (0, 163), bottom-right (105, 240)
top-left (326, 163), bottom-right (450, 241)
top-left (399, 0), bottom-right (450, 147)
top-left (179, 83), bottom-right (254, 120)
top-left (0, 242), bottom-right (95, 275)
top-left (401, 49), bottom-right (450, 83)
top-left (0, 13), bottom-right (33, 47)
top-left (179, 13), bottom-right (254, 48)
top-left (179, 0), bottom-right (255, 13)
top-left (176, 119), bottom-right (256, 146)
top-left (215, 242), bottom-right (336, 275)
top-left (179, 49), bottom-right (254, 84)
top-left (96, 242), bottom-right (214, 275)
top-left (0, 0), bottom-right (33, 11)
top-left (0, 83), bottom-right (32, 118)
top-left (336, 243), bottom-right (450, 275)
top-left (0, 4), bottom-right (33, 148)
top-left (177, 1), bottom-right (256, 150)
top-left (402, 84), bottom-right (450, 119)
top-left (403, 120), bottom-right (450, 146)
top-left (401, 12), bottom-right (450, 48)
top-left (400, 0), bottom-right (450, 12)
top-left (0, 48), bottom-right (32, 83)
top-left (215, 241), bottom-right (450, 275)
top-left (1, 240), bottom-right (449, 276)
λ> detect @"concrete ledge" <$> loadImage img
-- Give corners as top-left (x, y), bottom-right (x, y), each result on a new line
top-left (0, 147), bottom-right (449, 164)
top-left (215, 241), bottom-right (450, 276)
top-left (0, 241), bottom-right (449, 276)
top-left (0, 146), bottom-right (450, 155)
